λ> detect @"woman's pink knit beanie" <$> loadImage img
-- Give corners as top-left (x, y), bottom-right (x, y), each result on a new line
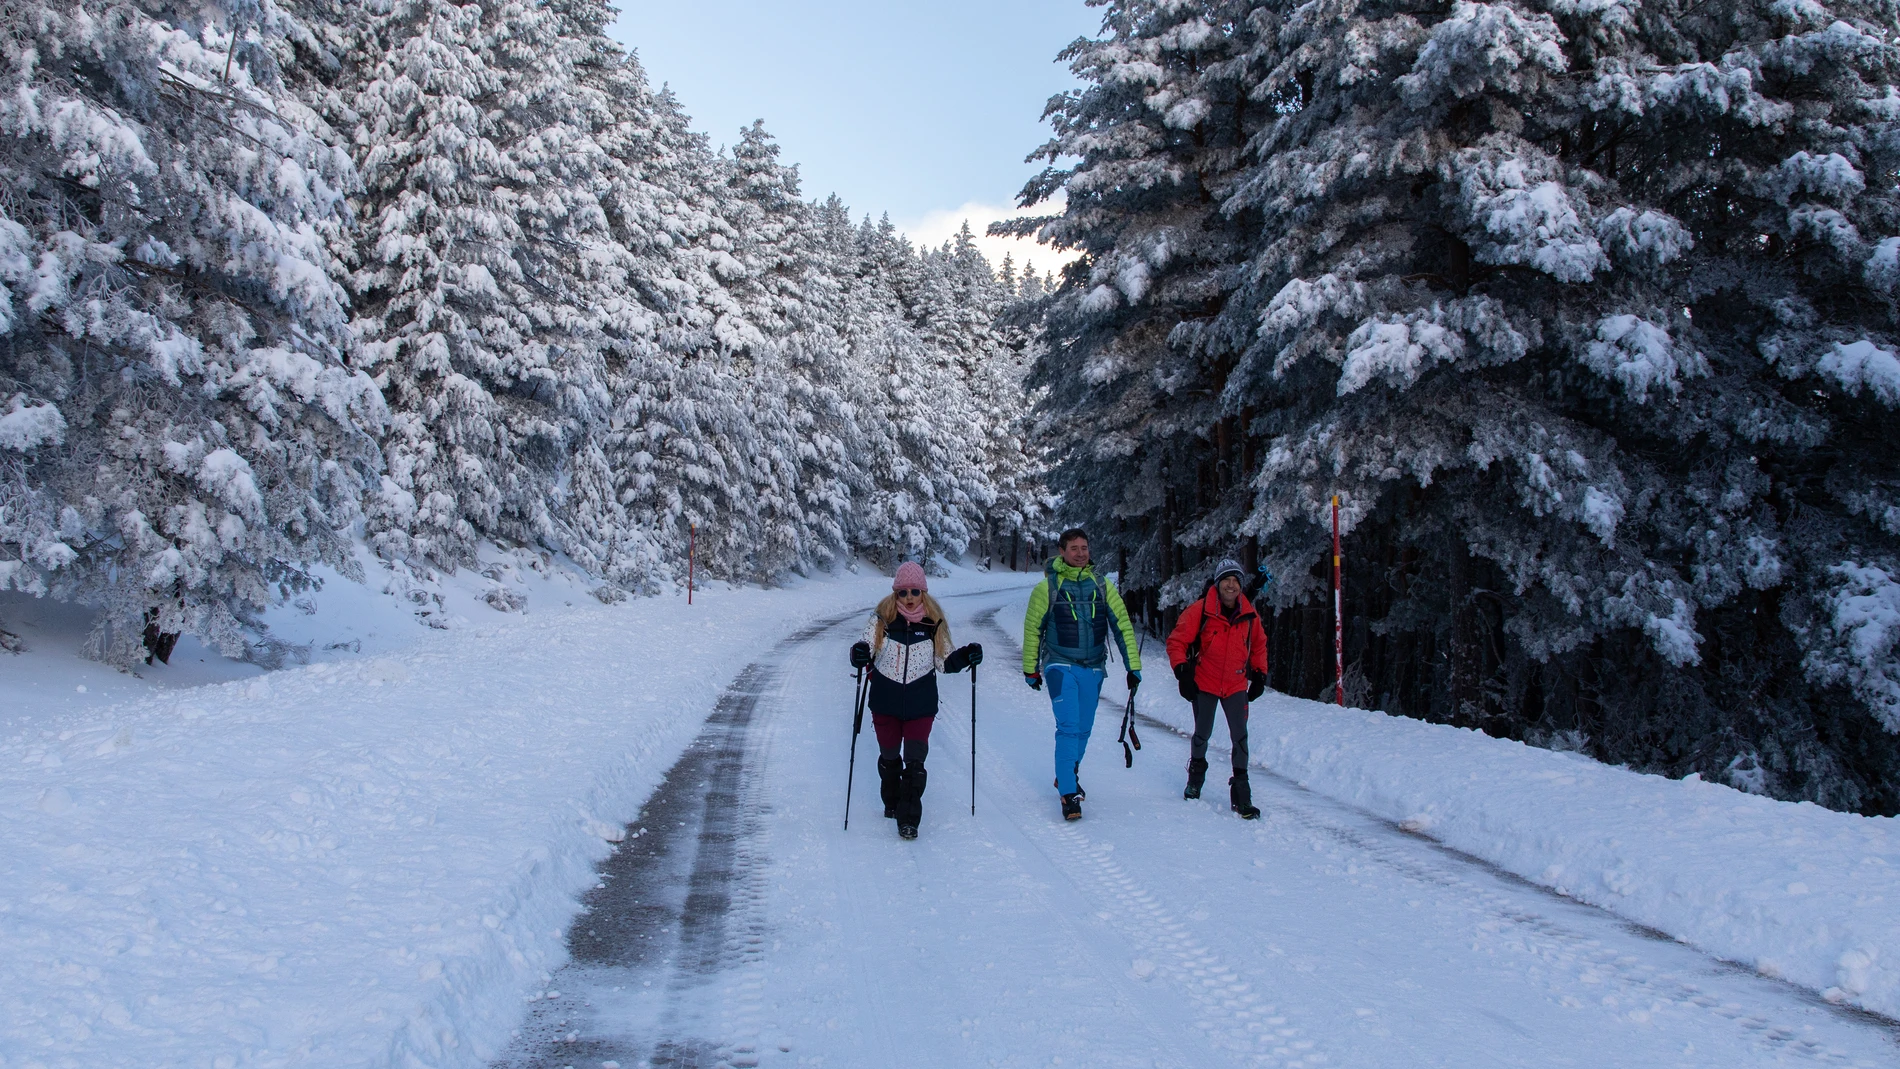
top-left (893, 561), bottom-right (928, 592)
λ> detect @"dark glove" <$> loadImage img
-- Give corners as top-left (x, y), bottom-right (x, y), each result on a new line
top-left (944, 642), bottom-right (983, 673)
top-left (1025, 672), bottom-right (1042, 691)
top-left (1247, 670), bottom-right (1267, 702)
top-left (1176, 660), bottom-right (1200, 701)
top-left (1126, 670), bottom-right (1141, 694)
top-left (849, 641), bottom-right (871, 669)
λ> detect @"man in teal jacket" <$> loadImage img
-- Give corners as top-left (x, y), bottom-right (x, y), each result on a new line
top-left (1022, 528), bottom-right (1142, 820)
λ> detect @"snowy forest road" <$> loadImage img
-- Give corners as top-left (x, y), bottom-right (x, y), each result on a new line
top-left (494, 587), bottom-right (1898, 1069)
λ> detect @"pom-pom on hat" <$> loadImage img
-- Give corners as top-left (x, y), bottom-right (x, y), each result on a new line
top-left (893, 561), bottom-right (928, 592)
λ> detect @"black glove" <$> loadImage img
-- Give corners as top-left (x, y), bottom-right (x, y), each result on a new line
top-left (1247, 670), bottom-right (1267, 702)
top-left (1126, 670), bottom-right (1141, 694)
top-left (1025, 672), bottom-right (1042, 691)
top-left (944, 642), bottom-right (983, 673)
top-left (849, 641), bottom-right (871, 669)
top-left (1176, 660), bottom-right (1200, 701)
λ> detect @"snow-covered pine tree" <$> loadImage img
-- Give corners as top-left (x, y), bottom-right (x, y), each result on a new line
top-left (606, 90), bottom-right (783, 583)
top-left (842, 216), bottom-right (993, 562)
top-left (930, 225), bottom-right (1050, 566)
top-left (350, 0), bottom-right (628, 574)
top-left (1017, 0), bottom-right (1900, 812)
top-left (996, 0), bottom-right (1265, 612)
top-left (725, 125), bottom-right (863, 575)
top-left (0, 0), bottom-right (384, 664)
top-left (348, 0), bottom-right (526, 570)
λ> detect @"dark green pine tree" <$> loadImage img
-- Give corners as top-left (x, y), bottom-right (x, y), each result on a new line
top-left (996, 0), bottom-right (1269, 610)
top-left (1018, 0), bottom-right (1900, 812)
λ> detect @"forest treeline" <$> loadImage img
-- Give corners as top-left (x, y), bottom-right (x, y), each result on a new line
top-left (1006, 0), bottom-right (1900, 814)
top-left (10, 0), bottom-right (1900, 817)
top-left (0, 0), bottom-right (1049, 665)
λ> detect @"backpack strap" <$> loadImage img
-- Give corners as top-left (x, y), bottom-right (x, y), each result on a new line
top-left (1185, 594), bottom-right (1211, 659)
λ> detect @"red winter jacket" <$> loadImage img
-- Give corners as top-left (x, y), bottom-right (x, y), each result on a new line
top-left (1166, 587), bottom-right (1269, 699)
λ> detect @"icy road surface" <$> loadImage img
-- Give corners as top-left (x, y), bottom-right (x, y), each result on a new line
top-left (495, 588), bottom-right (1899, 1069)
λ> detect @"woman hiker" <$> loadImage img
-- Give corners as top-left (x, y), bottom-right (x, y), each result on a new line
top-left (1166, 558), bottom-right (1267, 819)
top-left (849, 562), bottom-right (982, 839)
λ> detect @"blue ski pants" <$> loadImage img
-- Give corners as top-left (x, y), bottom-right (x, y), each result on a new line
top-left (1047, 663), bottom-right (1104, 796)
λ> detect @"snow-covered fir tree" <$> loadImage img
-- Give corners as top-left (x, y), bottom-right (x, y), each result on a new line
top-left (348, 0), bottom-right (582, 570)
top-left (1013, 0), bottom-right (1900, 812)
top-left (998, 0), bottom-right (1264, 609)
top-left (0, 0), bottom-right (384, 665)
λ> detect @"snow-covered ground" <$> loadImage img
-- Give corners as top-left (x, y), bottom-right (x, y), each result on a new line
top-left (1145, 691), bottom-right (1900, 1022)
top-left (3, 571), bottom-right (1897, 1068)
top-left (1, 552), bottom-right (1022, 1068)
top-left (495, 589), bottom-right (1897, 1068)
top-left (1000, 595), bottom-right (1900, 1025)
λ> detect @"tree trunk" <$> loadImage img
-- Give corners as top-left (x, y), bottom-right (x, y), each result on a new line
top-left (1448, 533), bottom-right (1484, 726)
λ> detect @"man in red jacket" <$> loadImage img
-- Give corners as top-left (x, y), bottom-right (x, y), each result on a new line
top-left (1166, 559), bottom-right (1268, 818)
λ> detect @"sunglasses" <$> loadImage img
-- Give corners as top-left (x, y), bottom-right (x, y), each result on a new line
top-left (895, 588), bottom-right (925, 598)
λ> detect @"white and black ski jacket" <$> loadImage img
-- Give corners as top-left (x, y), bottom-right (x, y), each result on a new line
top-left (865, 614), bottom-right (945, 721)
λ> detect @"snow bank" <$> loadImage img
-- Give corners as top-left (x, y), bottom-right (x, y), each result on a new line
top-left (1145, 691), bottom-right (1900, 1020)
top-left (1010, 588), bottom-right (1900, 1025)
top-left (0, 558), bottom-right (1021, 1069)
top-left (1001, 587), bottom-right (1898, 1021)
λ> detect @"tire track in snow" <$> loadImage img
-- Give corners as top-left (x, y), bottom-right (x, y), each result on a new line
top-left (493, 612), bottom-right (852, 1069)
top-left (1126, 695), bottom-right (1898, 1066)
top-left (967, 608), bottom-right (1332, 1069)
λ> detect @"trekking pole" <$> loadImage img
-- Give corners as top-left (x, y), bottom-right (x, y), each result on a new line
top-left (844, 666), bottom-right (869, 830)
top-left (970, 662), bottom-right (977, 815)
top-left (1119, 635), bottom-right (1144, 767)
top-left (1118, 691), bottom-right (1142, 767)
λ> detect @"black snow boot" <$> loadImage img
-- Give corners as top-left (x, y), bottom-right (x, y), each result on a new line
top-left (1061, 792), bottom-right (1083, 821)
top-left (877, 757), bottom-right (902, 819)
top-left (897, 761), bottom-right (927, 840)
top-left (1229, 771), bottom-right (1260, 820)
top-left (1184, 757), bottom-right (1209, 800)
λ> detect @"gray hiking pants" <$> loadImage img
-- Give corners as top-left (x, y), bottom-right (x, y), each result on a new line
top-left (1191, 690), bottom-right (1250, 771)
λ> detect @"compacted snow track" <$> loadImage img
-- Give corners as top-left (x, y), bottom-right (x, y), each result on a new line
top-left (495, 588), bottom-right (1899, 1069)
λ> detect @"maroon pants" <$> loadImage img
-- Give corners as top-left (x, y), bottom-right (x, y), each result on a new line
top-left (872, 713), bottom-right (934, 763)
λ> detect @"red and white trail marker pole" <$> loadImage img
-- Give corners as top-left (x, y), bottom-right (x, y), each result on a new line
top-left (1332, 494), bottom-right (1344, 706)
top-left (688, 523), bottom-right (696, 606)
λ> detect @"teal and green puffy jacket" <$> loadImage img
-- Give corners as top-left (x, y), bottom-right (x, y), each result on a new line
top-left (1022, 557), bottom-right (1142, 674)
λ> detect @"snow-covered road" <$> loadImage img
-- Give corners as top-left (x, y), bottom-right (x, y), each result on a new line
top-left (492, 587), bottom-right (1899, 1069)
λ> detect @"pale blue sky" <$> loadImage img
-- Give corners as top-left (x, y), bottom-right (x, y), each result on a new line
top-left (607, 1), bottom-right (1099, 264)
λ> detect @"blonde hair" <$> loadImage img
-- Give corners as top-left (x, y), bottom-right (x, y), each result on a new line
top-left (871, 592), bottom-right (952, 658)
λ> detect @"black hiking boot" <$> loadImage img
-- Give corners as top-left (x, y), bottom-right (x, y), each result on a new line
top-left (1184, 757), bottom-right (1208, 800)
top-left (897, 761), bottom-right (926, 840)
top-left (1053, 763), bottom-right (1085, 802)
top-left (1230, 771), bottom-right (1260, 820)
top-left (1061, 792), bottom-right (1082, 821)
top-left (877, 757), bottom-right (902, 819)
